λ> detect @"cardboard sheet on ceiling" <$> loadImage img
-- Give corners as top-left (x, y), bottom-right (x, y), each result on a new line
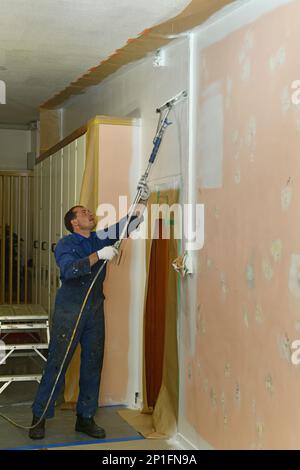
top-left (155, 0), bottom-right (235, 34)
top-left (41, 0), bottom-right (234, 110)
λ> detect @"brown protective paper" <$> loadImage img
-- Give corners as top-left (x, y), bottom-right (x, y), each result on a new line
top-left (142, 189), bottom-right (179, 437)
top-left (154, 0), bottom-right (234, 35)
top-left (63, 117), bottom-right (100, 404)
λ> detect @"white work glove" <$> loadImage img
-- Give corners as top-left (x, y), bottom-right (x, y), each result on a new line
top-left (97, 246), bottom-right (118, 261)
top-left (137, 177), bottom-right (150, 201)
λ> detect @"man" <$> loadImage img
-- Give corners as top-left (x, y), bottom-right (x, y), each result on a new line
top-left (29, 183), bottom-right (149, 440)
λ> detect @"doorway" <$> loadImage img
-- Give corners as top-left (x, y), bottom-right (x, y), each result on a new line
top-left (0, 172), bottom-right (34, 304)
top-left (144, 218), bottom-right (169, 409)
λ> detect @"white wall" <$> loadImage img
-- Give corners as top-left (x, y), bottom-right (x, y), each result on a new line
top-left (0, 128), bottom-right (31, 170)
top-left (63, 38), bottom-right (189, 184)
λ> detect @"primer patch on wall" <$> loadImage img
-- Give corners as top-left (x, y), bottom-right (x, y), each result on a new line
top-left (238, 31), bottom-right (254, 82)
top-left (198, 81), bottom-right (224, 189)
top-left (235, 382), bottom-right (241, 407)
top-left (243, 306), bottom-right (249, 329)
top-left (241, 58), bottom-right (251, 81)
top-left (246, 264), bottom-right (255, 289)
top-left (276, 46), bottom-right (286, 65)
top-left (256, 420), bottom-right (264, 440)
top-left (288, 255), bottom-right (300, 298)
top-left (281, 184), bottom-right (292, 210)
top-left (221, 391), bottom-right (225, 412)
top-left (214, 207), bottom-right (220, 219)
top-left (210, 387), bottom-right (217, 409)
top-left (277, 333), bottom-right (291, 363)
top-left (221, 393), bottom-right (228, 428)
top-left (295, 321), bottom-right (300, 332)
top-left (281, 86), bottom-right (291, 114)
top-left (203, 378), bottom-right (209, 394)
top-left (255, 303), bottom-right (264, 324)
top-left (271, 239), bottom-right (283, 262)
top-left (200, 317), bottom-right (206, 335)
top-left (265, 374), bottom-right (274, 396)
top-left (220, 273), bottom-right (229, 296)
top-left (269, 46), bottom-right (286, 72)
top-left (244, 30), bottom-right (254, 51)
top-left (207, 258), bottom-right (214, 270)
top-left (234, 168), bottom-right (241, 185)
top-left (262, 259), bottom-right (274, 281)
top-left (224, 363), bottom-right (231, 378)
top-left (245, 116), bottom-right (257, 159)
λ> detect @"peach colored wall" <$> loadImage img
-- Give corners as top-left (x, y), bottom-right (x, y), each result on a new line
top-left (186, 1), bottom-right (300, 450)
top-left (97, 124), bottom-right (133, 405)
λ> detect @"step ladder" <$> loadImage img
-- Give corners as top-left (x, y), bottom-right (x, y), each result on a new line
top-left (0, 304), bottom-right (50, 396)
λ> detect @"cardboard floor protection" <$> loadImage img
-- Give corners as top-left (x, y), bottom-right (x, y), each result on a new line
top-left (117, 409), bottom-right (169, 440)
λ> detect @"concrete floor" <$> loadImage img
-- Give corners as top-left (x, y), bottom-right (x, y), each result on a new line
top-left (0, 404), bottom-right (144, 450)
top-left (0, 382), bottom-right (178, 450)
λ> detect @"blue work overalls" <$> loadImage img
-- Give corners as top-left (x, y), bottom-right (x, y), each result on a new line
top-left (32, 216), bottom-right (139, 419)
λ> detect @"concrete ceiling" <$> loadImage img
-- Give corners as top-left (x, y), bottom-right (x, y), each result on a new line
top-left (0, 0), bottom-right (191, 125)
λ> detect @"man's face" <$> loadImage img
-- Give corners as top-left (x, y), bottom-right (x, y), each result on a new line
top-left (71, 207), bottom-right (96, 232)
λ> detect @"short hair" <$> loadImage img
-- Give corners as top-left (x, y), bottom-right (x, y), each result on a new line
top-left (64, 206), bottom-right (83, 233)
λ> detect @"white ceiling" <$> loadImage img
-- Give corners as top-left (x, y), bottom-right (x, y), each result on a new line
top-left (0, 0), bottom-right (191, 125)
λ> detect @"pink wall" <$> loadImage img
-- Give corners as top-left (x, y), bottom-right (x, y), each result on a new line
top-left (185, 1), bottom-right (300, 449)
top-left (98, 123), bottom-right (133, 405)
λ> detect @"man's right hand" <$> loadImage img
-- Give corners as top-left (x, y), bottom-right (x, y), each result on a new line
top-left (97, 246), bottom-right (119, 261)
top-left (137, 177), bottom-right (150, 202)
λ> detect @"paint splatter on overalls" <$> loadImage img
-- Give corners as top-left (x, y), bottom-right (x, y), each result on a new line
top-left (32, 216), bottom-right (139, 418)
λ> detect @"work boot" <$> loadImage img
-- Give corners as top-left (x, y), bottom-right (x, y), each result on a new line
top-left (28, 415), bottom-right (46, 440)
top-left (75, 415), bottom-right (106, 439)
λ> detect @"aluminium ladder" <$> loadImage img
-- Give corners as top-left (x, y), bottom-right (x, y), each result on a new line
top-left (0, 304), bottom-right (50, 396)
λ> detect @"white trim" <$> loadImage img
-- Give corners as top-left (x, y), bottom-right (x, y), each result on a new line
top-left (168, 432), bottom-right (214, 451)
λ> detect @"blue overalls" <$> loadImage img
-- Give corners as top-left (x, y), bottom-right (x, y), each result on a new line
top-left (32, 216), bottom-right (139, 419)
